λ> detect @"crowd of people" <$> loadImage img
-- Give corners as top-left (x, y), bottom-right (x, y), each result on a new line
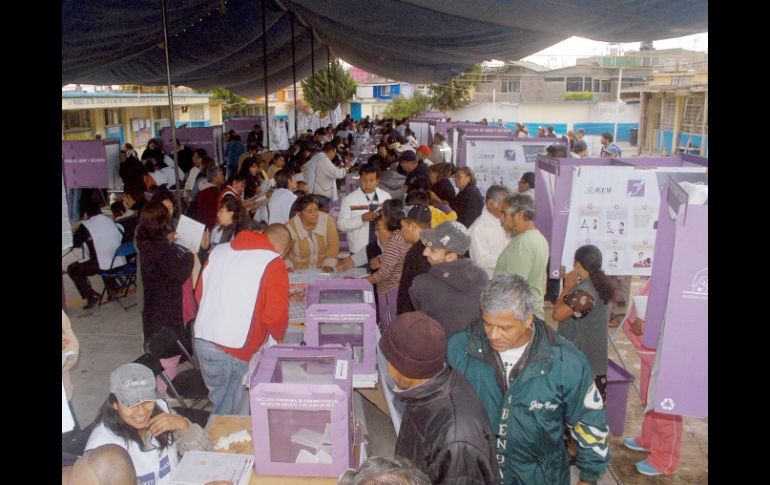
top-left (64, 115), bottom-right (676, 484)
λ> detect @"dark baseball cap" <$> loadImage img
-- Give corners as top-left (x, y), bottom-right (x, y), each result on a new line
top-left (398, 150), bottom-right (417, 163)
top-left (420, 221), bottom-right (471, 254)
top-left (400, 203), bottom-right (432, 225)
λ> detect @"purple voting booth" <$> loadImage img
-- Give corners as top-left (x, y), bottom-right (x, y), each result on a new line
top-left (249, 345), bottom-right (355, 477)
top-left (534, 155), bottom-right (611, 277)
top-left (224, 117), bottom-right (264, 141)
top-left (62, 140), bottom-right (111, 189)
top-left (304, 280), bottom-right (378, 375)
top-left (159, 126), bottom-right (225, 164)
top-left (643, 179), bottom-right (708, 419)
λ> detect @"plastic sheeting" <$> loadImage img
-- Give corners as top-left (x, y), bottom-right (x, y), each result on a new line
top-left (62, 0), bottom-right (707, 97)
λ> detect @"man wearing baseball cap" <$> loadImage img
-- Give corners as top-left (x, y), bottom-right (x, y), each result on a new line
top-left (408, 221), bottom-right (488, 336)
top-left (397, 203), bottom-right (433, 315)
top-left (416, 144), bottom-right (433, 167)
top-left (380, 311), bottom-right (498, 485)
top-left (399, 150), bottom-right (431, 193)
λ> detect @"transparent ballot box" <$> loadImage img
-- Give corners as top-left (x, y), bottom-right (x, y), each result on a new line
top-left (304, 280), bottom-right (377, 374)
top-left (249, 346), bottom-right (354, 477)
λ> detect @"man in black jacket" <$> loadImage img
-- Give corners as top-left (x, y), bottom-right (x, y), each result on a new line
top-left (379, 311), bottom-right (499, 485)
top-left (399, 150), bottom-right (431, 192)
top-left (409, 221), bottom-right (489, 337)
top-left (396, 204), bottom-right (432, 315)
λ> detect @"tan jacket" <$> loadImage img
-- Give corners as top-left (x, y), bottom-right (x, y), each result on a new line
top-left (62, 310), bottom-right (79, 400)
top-left (285, 212), bottom-right (340, 270)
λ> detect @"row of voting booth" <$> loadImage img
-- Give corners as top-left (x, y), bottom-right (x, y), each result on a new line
top-left (61, 115), bottom-right (287, 194)
top-left (532, 152), bottom-right (708, 434)
top-left (248, 269), bottom-right (404, 477)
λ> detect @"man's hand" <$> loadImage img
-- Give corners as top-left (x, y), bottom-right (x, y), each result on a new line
top-left (166, 232), bottom-right (178, 243)
top-left (631, 317), bottom-right (644, 336)
top-left (336, 257), bottom-right (355, 272)
top-left (361, 211), bottom-right (379, 222)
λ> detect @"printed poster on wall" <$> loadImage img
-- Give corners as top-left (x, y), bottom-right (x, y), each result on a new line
top-left (561, 166), bottom-right (660, 276)
top-left (561, 166), bottom-right (706, 276)
top-left (464, 140), bottom-right (535, 195)
top-left (62, 140), bottom-right (109, 189)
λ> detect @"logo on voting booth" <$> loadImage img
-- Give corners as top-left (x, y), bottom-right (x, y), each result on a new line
top-left (683, 268), bottom-right (708, 300)
top-left (660, 398), bottom-right (676, 411)
top-left (627, 180), bottom-right (645, 197)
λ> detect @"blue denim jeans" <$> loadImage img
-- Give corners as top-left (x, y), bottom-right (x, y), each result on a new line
top-left (194, 338), bottom-right (250, 416)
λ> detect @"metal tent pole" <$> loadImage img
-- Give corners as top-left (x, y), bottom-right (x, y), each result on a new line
top-left (290, 12), bottom-right (298, 141)
top-left (262, 0), bottom-right (270, 149)
top-left (327, 46), bottom-right (332, 118)
top-left (160, 0), bottom-right (181, 212)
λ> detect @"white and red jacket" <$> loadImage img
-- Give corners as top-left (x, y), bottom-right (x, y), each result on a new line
top-left (217, 184), bottom-right (243, 209)
top-left (194, 231), bottom-right (289, 362)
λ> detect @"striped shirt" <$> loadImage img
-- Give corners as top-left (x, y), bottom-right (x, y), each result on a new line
top-left (368, 230), bottom-right (412, 292)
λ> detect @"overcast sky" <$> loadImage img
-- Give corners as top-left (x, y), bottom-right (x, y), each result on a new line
top-left (519, 32), bottom-right (708, 69)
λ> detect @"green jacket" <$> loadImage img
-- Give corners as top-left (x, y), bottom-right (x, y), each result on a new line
top-left (447, 320), bottom-right (610, 485)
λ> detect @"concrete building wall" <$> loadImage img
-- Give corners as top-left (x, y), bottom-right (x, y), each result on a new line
top-left (356, 86), bottom-right (374, 99)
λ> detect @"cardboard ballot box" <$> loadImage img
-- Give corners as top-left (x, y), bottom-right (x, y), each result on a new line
top-left (304, 280), bottom-right (377, 374)
top-left (249, 346), bottom-right (354, 477)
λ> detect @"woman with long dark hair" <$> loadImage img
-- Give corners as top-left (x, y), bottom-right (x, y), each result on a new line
top-left (198, 196), bottom-right (250, 264)
top-left (551, 244), bottom-right (614, 399)
top-left (135, 201), bottom-right (194, 346)
top-left (238, 158), bottom-right (261, 200)
top-left (85, 363), bottom-right (209, 484)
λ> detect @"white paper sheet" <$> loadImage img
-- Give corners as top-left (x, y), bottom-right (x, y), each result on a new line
top-left (315, 447), bottom-right (333, 464)
top-left (291, 428), bottom-right (325, 449)
top-left (176, 215), bottom-right (205, 253)
top-left (295, 449), bottom-right (320, 464)
top-left (62, 381), bottom-right (74, 433)
top-left (633, 295), bottom-right (649, 320)
top-left (170, 451), bottom-right (254, 485)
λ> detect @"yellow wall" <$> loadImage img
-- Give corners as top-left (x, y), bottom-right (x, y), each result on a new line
top-left (89, 109), bottom-right (106, 138)
top-left (210, 104), bottom-right (223, 125)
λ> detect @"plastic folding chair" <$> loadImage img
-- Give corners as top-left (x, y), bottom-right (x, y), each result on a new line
top-left (98, 242), bottom-right (137, 310)
top-left (135, 327), bottom-right (211, 427)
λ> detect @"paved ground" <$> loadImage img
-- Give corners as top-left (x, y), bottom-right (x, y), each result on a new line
top-left (63, 250), bottom-right (706, 484)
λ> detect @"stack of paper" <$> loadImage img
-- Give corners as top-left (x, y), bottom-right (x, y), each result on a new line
top-left (291, 424), bottom-right (333, 464)
top-left (170, 451), bottom-right (254, 485)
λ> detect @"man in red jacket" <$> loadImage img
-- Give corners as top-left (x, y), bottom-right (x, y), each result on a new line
top-left (193, 224), bottom-right (293, 415)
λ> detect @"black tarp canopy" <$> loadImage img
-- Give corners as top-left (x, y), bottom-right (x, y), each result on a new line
top-left (62, 0), bottom-right (707, 97)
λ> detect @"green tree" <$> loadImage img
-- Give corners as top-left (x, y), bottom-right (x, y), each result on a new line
top-left (429, 64), bottom-right (483, 111)
top-left (301, 60), bottom-right (357, 115)
top-left (382, 92), bottom-right (432, 120)
top-left (209, 88), bottom-right (247, 105)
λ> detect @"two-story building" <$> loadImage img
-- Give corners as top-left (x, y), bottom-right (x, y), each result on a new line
top-left (447, 48), bottom-right (705, 142)
top-left (62, 85), bottom-right (223, 155)
top-left (621, 66), bottom-right (708, 156)
top-left (348, 76), bottom-right (417, 120)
